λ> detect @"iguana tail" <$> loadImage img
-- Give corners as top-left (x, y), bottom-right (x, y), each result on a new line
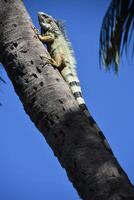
top-left (61, 65), bottom-right (112, 152)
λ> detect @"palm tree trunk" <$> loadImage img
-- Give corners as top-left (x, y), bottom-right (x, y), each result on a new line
top-left (0, 0), bottom-right (134, 199)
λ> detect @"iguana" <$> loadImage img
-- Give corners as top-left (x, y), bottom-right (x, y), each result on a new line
top-left (36, 12), bottom-right (112, 152)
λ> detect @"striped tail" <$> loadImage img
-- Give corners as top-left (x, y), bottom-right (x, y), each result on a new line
top-left (61, 66), bottom-right (112, 152)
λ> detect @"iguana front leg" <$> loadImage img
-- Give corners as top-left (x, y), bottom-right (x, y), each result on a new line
top-left (34, 28), bottom-right (55, 43)
top-left (38, 33), bottom-right (54, 43)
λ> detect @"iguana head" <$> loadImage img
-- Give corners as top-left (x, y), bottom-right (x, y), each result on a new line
top-left (38, 12), bottom-right (55, 31)
top-left (38, 12), bottom-right (52, 21)
top-left (38, 12), bottom-right (65, 37)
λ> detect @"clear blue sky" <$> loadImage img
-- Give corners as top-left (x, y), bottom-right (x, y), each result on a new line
top-left (0, 0), bottom-right (134, 199)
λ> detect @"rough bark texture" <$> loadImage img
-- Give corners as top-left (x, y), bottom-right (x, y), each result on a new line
top-left (0, 1), bottom-right (134, 199)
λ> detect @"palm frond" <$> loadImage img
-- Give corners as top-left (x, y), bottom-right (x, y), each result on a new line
top-left (99, 0), bottom-right (134, 73)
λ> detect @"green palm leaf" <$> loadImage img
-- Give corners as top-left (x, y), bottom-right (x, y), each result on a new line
top-left (99, 0), bottom-right (134, 73)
